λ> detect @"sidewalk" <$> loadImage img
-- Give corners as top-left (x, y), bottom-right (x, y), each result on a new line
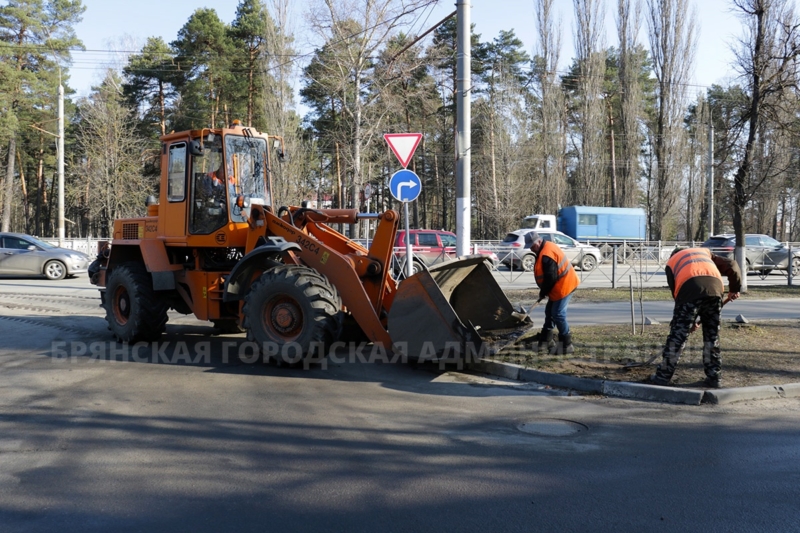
top-left (473, 298), bottom-right (800, 405)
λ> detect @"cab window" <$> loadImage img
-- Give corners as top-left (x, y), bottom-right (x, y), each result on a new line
top-left (190, 135), bottom-right (228, 235)
top-left (168, 143), bottom-right (187, 202)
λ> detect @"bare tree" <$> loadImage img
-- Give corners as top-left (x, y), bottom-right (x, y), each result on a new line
top-left (261, 0), bottom-right (308, 207)
top-left (617, 0), bottom-right (645, 207)
top-left (730, 0), bottom-right (800, 290)
top-left (306, 0), bottom-right (427, 236)
top-left (533, 0), bottom-right (568, 214)
top-left (78, 71), bottom-right (152, 237)
top-left (646, 0), bottom-right (696, 239)
top-left (572, 0), bottom-right (607, 206)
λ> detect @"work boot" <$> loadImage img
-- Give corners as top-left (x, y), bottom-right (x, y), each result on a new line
top-left (537, 329), bottom-right (555, 353)
top-left (704, 375), bottom-right (721, 389)
top-left (649, 373), bottom-right (671, 386)
top-left (549, 333), bottom-right (574, 355)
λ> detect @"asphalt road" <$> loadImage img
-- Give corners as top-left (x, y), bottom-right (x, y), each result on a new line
top-left (1, 276), bottom-right (800, 532)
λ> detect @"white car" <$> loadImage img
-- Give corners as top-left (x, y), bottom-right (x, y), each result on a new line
top-left (500, 229), bottom-right (603, 272)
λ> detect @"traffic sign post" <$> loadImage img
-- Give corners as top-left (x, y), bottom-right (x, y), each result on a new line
top-left (385, 134), bottom-right (423, 279)
top-left (389, 169), bottom-right (422, 278)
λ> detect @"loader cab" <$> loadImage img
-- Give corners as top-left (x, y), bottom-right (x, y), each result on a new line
top-left (159, 125), bottom-right (276, 246)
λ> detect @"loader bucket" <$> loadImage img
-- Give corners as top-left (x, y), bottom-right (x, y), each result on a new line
top-left (387, 256), bottom-right (527, 363)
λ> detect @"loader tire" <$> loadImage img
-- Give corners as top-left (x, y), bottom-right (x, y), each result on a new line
top-left (104, 263), bottom-right (168, 343)
top-left (243, 265), bottom-right (342, 365)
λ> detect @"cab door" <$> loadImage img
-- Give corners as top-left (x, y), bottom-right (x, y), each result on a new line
top-left (164, 142), bottom-right (188, 238)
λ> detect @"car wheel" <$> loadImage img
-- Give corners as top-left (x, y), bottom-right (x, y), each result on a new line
top-left (791, 257), bottom-right (800, 277)
top-left (44, 260), bottom-right (67, 280)
top-left (521, 254), bottom-right (536, 272)
top-left (758, 269), bottom-right (772, 279)
top-left (579, 254), bottom-right (597, 272)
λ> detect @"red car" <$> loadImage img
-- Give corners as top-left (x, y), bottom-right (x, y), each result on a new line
top-left (394, 229), bottom-right (499, 275)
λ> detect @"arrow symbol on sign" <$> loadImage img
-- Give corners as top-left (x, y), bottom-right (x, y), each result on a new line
top-left (397, 180), bottom-right (418, 198)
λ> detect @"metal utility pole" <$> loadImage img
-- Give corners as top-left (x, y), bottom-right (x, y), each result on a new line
top-left (58, 82), bottom-right (65, 246)
top-left (455, 0), bottom-right (471, 257)
top-left (707, 120), bottom-right (714, 239)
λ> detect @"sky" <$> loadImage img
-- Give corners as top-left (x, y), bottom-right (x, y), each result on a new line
top-left (66, 0), bottom-right (742, 107)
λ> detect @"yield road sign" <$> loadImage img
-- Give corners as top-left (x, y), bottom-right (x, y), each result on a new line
top-left (384, 133), bottom-right (422, 168)
top-left (389, 169), bottom-right (421, 202)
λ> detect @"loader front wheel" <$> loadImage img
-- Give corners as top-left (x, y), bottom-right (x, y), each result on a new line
top-left (243, 265), bottom-right (342, 365)
top-left (104, 263), bottom-right (168, 343)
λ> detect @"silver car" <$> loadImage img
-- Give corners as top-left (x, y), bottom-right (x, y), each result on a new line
top-left (0, 232), bottom-right (90, 280)
top-left (500, 229), bottom-right (603, 272)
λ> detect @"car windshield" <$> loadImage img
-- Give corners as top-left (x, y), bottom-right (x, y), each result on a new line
top-left (762, 236), bottom-right (782, 247)
top-left (25, 236), bottom-right (56, 249)
top-left (502, 233), bottom-right (520, 244)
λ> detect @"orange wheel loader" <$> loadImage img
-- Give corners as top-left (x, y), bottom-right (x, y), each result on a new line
top-left (88, 122), bottom-right (526, 364)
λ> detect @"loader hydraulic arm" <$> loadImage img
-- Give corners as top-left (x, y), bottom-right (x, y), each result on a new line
top-left (252, 204), bottom-right (400, 349)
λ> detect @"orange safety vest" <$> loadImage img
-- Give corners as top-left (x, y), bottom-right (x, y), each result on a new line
top-left (667, 248), bottom-right (723, 299)
top-left (534, 240), bottom-right (580, 301)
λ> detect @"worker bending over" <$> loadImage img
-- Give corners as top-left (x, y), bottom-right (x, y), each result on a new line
top-left (651, 247), bottom-right (742, 388)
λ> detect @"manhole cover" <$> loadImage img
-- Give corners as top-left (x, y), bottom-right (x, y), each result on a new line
top-left (517, 419), bottom-right (587, 437)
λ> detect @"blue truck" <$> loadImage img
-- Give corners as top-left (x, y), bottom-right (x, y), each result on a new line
top-left (522, 206), bottom-right (647, 242)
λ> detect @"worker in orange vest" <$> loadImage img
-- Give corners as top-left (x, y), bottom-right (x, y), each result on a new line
top-left (525, 231), bottom-right (580, 354)
top-left (650, 247), bottom-right (742, 388)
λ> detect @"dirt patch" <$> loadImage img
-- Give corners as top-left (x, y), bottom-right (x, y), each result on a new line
top-left (492, 320), bottom-right (800, 388)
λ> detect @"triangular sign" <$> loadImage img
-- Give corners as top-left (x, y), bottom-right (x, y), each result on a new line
top-left (384, 133), bottom-right (422, 169)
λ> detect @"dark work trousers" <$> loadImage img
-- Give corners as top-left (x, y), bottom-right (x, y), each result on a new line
top-left (655, 295), bottom-right (723, 381)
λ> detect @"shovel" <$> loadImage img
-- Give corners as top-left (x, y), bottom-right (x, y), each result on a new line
top-left (486, 297), bottom-right (546, 355)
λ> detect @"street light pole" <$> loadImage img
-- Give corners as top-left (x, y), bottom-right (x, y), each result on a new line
top-left (58, 82), bottom-right (65, 246)
top-left (707, 119), bottom-right (714, 239)
top-left (455, 0), bottom-right (471, 257)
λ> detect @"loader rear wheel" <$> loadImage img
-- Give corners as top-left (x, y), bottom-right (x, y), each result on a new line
top-left (243, 265), bottom-right (342, 365)
top-left (104, 263), bottom-right (168, 343)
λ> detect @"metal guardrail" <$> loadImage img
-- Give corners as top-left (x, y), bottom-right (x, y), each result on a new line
top-left (42, 237), bottom-right (102, 256)
top-left (46, 237), bottom-right (797, 286)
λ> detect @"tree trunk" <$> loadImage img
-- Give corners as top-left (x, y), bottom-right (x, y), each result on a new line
top-left (16, 149), bottom-right (29, 234)
top-left (2, 136), bottom-right (17, 232)
top-left (158, 80), bottom-right (166, 136)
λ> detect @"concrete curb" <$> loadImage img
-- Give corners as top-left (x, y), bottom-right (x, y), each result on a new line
top-left (519, 368), bottom-right (603, 393)
top-left (473, 359), bottom-right (800, 406)
top-left (602, 380), bottom-right (704, 405)
top-left (704, 382), bottom-right (800, 405)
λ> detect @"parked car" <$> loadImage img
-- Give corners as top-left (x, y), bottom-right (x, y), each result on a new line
top-left (0, 232), bottom-right (90, 280)
top-left (394, 230), bottom-right (499, 274)
top-left (499, 229), bottom-right (602, 272)
top-left (701, 234), bottom-right (800, 276)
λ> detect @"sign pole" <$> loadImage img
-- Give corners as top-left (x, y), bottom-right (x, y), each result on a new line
top-left (455, 0), bottom-right (471, 257)
top-left (404, 201), bottom-right (413, 278)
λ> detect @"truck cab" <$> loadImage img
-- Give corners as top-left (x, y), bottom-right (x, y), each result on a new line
top-left (521, 214), bottom-right (557, 231)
